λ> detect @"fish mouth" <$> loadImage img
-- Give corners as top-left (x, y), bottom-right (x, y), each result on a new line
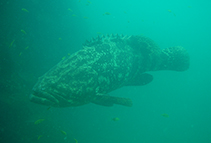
top-left (29, 90), bottom-right (59, 107)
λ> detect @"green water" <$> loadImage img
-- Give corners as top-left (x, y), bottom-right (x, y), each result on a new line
top-left (0, 0), bottom-right (211, 142)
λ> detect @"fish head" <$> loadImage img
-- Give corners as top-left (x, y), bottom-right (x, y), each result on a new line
top-left (30, 54), bottom-right (98, 108)
top-left (29, 84), bottom-right (59, 107)
top-left (29, 76), bottom-right (88, 107)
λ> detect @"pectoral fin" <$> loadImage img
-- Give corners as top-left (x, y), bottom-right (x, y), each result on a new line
top-left (91, 94), bottom-right (132, 107)
top-left (125, 73), bottom-right (153, 86)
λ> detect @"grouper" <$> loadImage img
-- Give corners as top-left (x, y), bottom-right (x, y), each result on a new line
top-left (30, 34), bottom-right (189, 107)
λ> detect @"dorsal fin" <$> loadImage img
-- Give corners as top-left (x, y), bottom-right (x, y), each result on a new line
top-left (83, 34), bottom-right (130, 47)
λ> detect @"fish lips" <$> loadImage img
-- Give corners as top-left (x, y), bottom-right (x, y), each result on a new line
top-left (29, 90), bottom-right (59, 107)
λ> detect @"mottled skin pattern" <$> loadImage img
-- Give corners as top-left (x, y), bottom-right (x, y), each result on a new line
top-left (30, 35), bottom-right (189, 107)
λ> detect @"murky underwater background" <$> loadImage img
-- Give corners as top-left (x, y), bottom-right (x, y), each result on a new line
top-left (0, 0), bottom-right (211, 143)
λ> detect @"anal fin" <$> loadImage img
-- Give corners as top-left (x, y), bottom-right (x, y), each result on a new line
top-left (125, 73), bottom-right (153, 86)
top-left (91, 94), bottom-right (133, 107)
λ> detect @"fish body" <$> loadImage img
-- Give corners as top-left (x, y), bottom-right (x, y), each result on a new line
top-left (104, 12), bottom-right (111, 15)
top-left (68, 8), bottom-right (72, 12)
top-left (60, 130), bottom-right (67, 135)
top-left (34, 119), bottom-right (45, 124)
top-left (9, 40), bottom-right (15, 48)
top-left (22, 8), bottom-right (29, 12)
top-left (112, 117), bottom-right (120, 121)
top-left (161, 113), bottom-right (169, 118)
top-left (74, 138), bottom-right (78, 143)
top-left (37, 135), bottom-right (43, 140)
top-left (21, 29), bottom-right (27, 34)
top-left (30, 35), bottom-right (189, 107)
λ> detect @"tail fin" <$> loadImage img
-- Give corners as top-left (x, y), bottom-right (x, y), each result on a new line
top-left (91, 94), bottom-right (133, 107)
top-left (160, 46), bottom-right (190, 71)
